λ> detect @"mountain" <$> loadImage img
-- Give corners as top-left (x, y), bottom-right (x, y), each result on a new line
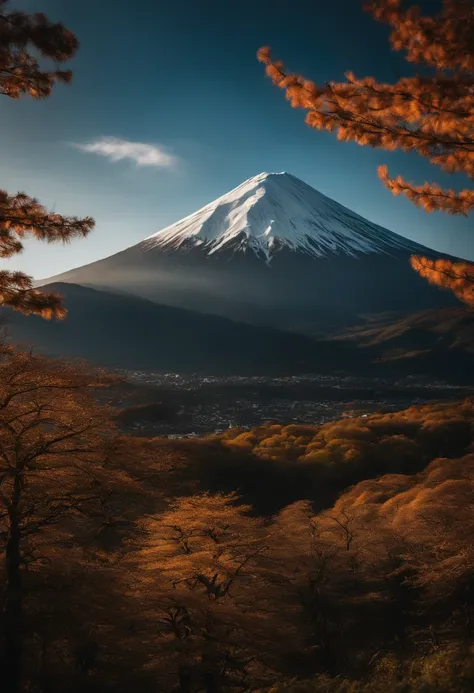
top-left (336, 306), bottom-right (474, 355)
top-left (5, 284), bottom-right (473, 380)
top-left (330, 306), bottom-right (474, 382)
top-left (39, 172), bottom-right (458, 334)
top-left (2, 283), bottom-right (370, 374)
top-left (142, 171), bottom-right (428, 258)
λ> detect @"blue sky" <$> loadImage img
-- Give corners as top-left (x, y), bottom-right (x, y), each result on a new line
top-left (2, 0), bottom-right (473, 279)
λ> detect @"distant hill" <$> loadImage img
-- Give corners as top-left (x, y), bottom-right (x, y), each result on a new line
top-left (1, 282), bottom-right (368, 375)
top-left (4, 283), bottom-right (474, 381)
top-left (38, 172), bottom-right (458, 334)
top-left (334, 306), bottom-right (474, 381)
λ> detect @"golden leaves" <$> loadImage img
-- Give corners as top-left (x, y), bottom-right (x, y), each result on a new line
top-left (0, 191), bottom-right (94, 319)
top-left (0, 4), bottom-right (92, 319)
top-left (411, 256), bottom-right (474, 306)
top-left (0, 3), bottom-right (79, 100)
top-left (256, 45), bottom-right (271, 64)
top-left (0, 190), bottom-right (95, 243)
top-left (378, 166), bottom-right (474, 214)
top-left (0, 284), bottom-right (68, 319)
top-left (370, 0), bottom-right (474, 72)
top-left (257, 1), bottom-right (474, 223)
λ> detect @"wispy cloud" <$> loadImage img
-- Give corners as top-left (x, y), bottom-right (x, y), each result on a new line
top-left (72, 136), bottom-right (177, 168)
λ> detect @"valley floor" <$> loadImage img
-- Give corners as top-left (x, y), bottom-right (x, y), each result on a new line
top-left (119, 371), bottom-right (473, 437)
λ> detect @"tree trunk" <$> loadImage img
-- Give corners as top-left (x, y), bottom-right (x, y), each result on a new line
top-left (178, 667), bottom-right (191, 693)
top-left (204, 671), bottom-right (222, 693)
top-left (3, 475), bottom-right (23, 693)
top-left (202, 613), bottom-right (222, 693)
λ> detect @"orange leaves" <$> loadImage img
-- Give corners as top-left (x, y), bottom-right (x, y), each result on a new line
top-left (0, 1), bottom-right (79, 100)
top-left (258, 46), bottom-right (321, 111)
top-left (370, 0), bottom-right (474, 72)
top-left (0, 190), bottom-right (95, 244)
top-left (256, 45), bottom-right (271, 64)
top-left (0, 3), bottom-right (93, 320)
top-left (0, 269), bottom-right (67, 318)
top-left (411, 256), bottom-right (474, 306)
top-left (258, 2), bottom-right (474, 228)
top-left (258, 45), bottom-right (474, 165)
top-left (378, 166), bottom-right (474, 214)
top-left (0, 190), bottom-right (94, 319)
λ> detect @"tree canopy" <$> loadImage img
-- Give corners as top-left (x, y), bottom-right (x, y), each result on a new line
top-left (258, 0), bottom-right (474, 303)
top-left (0, 0), bottom-right (94, 318)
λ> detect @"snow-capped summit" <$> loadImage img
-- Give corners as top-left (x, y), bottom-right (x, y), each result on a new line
top-left (142, 171), bottom-right (425, 260)
top-left (39, 171), bottom-right (456, 333)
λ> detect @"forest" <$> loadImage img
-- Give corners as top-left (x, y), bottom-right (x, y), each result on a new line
top-left (1, 345), bottom-right (474, 692)
top-left (2, 0), bottom-right (474, 690)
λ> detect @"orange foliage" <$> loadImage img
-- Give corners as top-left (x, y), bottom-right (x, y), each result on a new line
top-left (3, 392), bottom-right (474, 690)
top-left (0, 348), bottom-right (127, 691)
top-left (129, 493), bottom-right (279, 691)
top-left (258, 1), bottom-right (474, 216)
top-left (204, 400), bottom-right (474, 486)
top-left (0, 0), bottom-right (78, 100)
top-left (411, 255), bottom-right (474, 306)
top-left (333, 451), bottom-right (474, 596)
top-left (0, 1), bottom-right (93, 318)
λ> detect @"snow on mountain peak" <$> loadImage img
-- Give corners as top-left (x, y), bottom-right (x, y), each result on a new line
top-left (142, 171), bottom-right (425, 260)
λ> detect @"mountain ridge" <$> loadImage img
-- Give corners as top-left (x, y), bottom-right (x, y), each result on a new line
top-left (3, 282), bottom-right (368, 374)
top-left (4, 283), bottom-right (474, 382)
top-left (37, 171), bottom-right (460, 334)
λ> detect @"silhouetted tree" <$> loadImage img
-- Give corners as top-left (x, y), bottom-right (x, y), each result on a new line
top-left (0, 0), bottom-right (94, 318)
top-left (0, 347), bottom-right (125, 693)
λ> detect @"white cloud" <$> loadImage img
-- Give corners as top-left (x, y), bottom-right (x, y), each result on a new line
top-left (73, 136), bottom-right (177, 168)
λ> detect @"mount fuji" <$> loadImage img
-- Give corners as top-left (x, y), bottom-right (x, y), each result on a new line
top-left (40, 172), bottom-right (457, 334)
top-left (142, 171), bottom-right (426, 259)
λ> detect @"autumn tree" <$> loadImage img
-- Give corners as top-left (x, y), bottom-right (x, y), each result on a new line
top-left (24, 549), bottom-right (160, 693)
top-left (0, 0), bottom-right (94, 318)
top-left (270, 500), bottom-right (387, 675)
top-left (258, 0), bottom-right (474, 303)
top-left (379, 455), bottom-right (474, 643)
top-left (129, 493), bottom-right (285, 693)
top-left (0, 347), bottom-right (138, 693)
